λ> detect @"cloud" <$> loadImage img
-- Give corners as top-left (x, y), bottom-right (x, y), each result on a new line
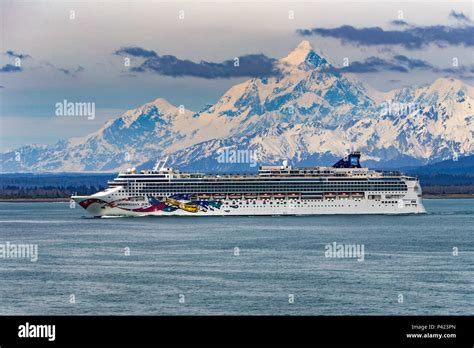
top-left (449, 10), bottom-right (471, 22)
top-left (296, 24), bottom-right (474, 49)
top-left (5, 50), bottom-right (31, 59)
top-left (335, 57), bottom-right (410, 73)
top-left (333, 55), bottom-right (435, 74)
top-left (436, 65), bottom-right (474, 75)
top-left (115, 46), bottom-right (281, 78)
top-left (392, 55), bottom-right (432, 69)
top-left (332, 55), bottom-right (474, 80)
top-left (114, 47), bottom-right (158, 58)
top-left (0, 50), bottom-right (30, 73)
top-left (42, 62), bottom-right (84, 76)
top-left (0, 64), bottom-right (22, 73)
top-left (2, 50), bottom-right (84, 76)
top-left (57, 65), bottom-right (84, 76)
top-left (390, 20), bottom-right (409, 26)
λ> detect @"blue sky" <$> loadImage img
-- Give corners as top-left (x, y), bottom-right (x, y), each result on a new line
top-left (1, 0), bottom-right (473, 151)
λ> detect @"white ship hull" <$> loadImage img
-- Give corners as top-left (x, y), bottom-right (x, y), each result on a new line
top-left (71, 194), bottom-right (426, 217)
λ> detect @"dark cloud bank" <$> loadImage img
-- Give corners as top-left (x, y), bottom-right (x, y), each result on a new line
top-left (297, 12), bottom-right (474, 50)
top-left (114, 47), bottom-right (280, 79)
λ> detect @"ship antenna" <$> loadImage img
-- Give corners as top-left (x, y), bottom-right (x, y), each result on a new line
top-left (160, 156), bottom-right (169, 171)
top-left (153, 158), bottom-right (161, 171)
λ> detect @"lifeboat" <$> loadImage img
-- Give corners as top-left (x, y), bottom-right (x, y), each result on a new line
top-left (259, 193), bottom-right (272, 198)
top-left (352, 192), bottom-right (364, 198)
top-left (228, 193), bottom-right (242, 199)
top-left (244, 193), bottom-right (257, 199)
top-left (274, 193), bottom-right (285, 198)
top-left (198, 193), bottom-right (211, 199)
top-left (325, 192), bottom-right (336, 198)
top-left (287, 192), bottom-right (299, 197)
top-left (213, 193), bottom-right (226, 199)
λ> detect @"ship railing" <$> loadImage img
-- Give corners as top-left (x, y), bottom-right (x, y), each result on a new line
top-left (376, 170), bottom-right (402, 176)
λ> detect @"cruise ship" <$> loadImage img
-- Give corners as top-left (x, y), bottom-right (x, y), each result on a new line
top-left (71, 152), bottom-right (426, 217)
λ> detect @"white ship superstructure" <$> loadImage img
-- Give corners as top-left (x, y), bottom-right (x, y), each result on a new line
top-left (72, 152), bottom-right (426, 217)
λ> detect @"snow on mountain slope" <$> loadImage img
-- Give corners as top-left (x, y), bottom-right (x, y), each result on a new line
top-left (349, 77), bottom-right (473, 163)
top-left (281, 40), bottom-right (315, 66)
top-left (1, 98), bottom-right (195, 172)
top-left (1, 41), bottom-right (473, 172)
top-left (202, 40), bottom-right (374, 126)
top-left (169, 74), bottom-right (474, 170)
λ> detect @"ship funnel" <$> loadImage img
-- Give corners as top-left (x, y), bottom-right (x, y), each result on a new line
top-left (333, 151), bottom-right (361, 168)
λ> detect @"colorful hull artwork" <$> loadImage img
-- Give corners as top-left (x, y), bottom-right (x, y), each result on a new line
top-left (77, 194), bottom-right (227, 215)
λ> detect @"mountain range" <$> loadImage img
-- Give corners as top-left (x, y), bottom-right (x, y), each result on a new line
top-left (1, 40), bottom-right (473, 172)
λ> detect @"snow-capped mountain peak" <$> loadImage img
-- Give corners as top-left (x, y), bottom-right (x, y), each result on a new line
top-left (280, 40), bottom-right (329, 70)
top-left (198, 40), bottom-right (372, 133)
top-left (149, 97), bottom-right (179, 110)
top-left (281, 40), bottom-right (314, 65)
top-left (1, 43), bottom-right (472, 173)
top-left (118, 97), bottom-right (191, 128)
top-left (427, 77), bottom-right (474, 99)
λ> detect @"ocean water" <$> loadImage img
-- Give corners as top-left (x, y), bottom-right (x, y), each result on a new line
top-left (0, 199), bottom-right (472, 315)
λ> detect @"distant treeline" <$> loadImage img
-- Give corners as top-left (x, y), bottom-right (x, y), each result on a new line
top-left (0, 172), bottom-right (473, 199)
top-left (422, 185), bottom-right (474, 195)
top-left (0, 173), bottom-right (115, 188)
top-left (416, 174), bottom-right (474, 187)
top-left (0, 185), bottom-right (106, 199)
top-left (2, 184), bottom-right (472, 199)
top-left (0, 173), bottom-right (113, 199)
top-left (1, 184), bottom-right (473, 199)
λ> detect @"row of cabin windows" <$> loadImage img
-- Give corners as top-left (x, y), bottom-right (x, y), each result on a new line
top-left (126, 182), bottom-right (405, 187)
top-left (124, 184), bottom-right (407, 189)
top-left (122, 188), bottom-right (405, 193)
